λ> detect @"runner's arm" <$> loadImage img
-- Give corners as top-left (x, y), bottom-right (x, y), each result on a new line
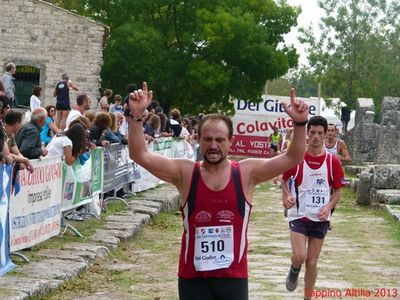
top-left (246, 123), bottom-right (306, 184)
top-left (281, 178), bottom-right (296, 209)
top-left (245, 89), bottom-right (308, 184)
top-left (128, 83), bottom-right (188, 186)
top-left (339, 140), bottom-right (350, 163)
top-left (318, 188), bottom-right (341, 221)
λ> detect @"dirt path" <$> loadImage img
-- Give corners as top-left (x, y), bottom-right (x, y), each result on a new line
top-left (48, 183), bottom-right (400, 300)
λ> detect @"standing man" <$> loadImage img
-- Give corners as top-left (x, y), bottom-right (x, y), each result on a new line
top-left (65, 93), bottom-right (91, 129)
top-left (281, 116), bottom-right (345, 300)
top-left (15, 107), bottom-right (48, 159)
top-left (54, 73), bottom-right (79, 130)
top-left (2, 63), bottom-right (16, 108)
top-left (323, 123), bottom-right (351, 163)
top-left (128, 83), bottom-right (309, 300)
top-left (340, 106), bottom-right (351, 133)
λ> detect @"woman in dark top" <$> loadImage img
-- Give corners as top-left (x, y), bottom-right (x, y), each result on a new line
top-left (88, 112), bottom-right (111, 147)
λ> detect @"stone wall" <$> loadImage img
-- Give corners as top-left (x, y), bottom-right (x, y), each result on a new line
top-left (345, 98), bottom-right (379, 164)
top-left (0, 0), bottom-right (107, 109)
top-left (374, 97), bottom-right (400, 164)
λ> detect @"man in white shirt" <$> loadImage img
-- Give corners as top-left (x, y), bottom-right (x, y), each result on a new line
top-left (65, 93), bottom-right (91, 129)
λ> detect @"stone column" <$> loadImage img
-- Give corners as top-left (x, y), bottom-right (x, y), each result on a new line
top-left (347, 98), bottom-right (379, 164)
top-left (375, 97), bottom-right (400, 164)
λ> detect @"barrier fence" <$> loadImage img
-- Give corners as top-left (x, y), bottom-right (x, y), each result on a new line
top-left (0, 136), bottom-right (189, 276)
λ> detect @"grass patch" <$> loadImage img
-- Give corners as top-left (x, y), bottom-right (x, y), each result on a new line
top-left (248, 246), bottom-right (280, 255)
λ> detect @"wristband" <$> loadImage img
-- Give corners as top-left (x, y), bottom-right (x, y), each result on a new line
top-left (129, 111), bottom-right (147, 122)
top-left (293, 120), bottom-right (308, 126)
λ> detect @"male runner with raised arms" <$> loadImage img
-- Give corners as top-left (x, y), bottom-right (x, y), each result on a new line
top-left (129, 83), bottom-right (309, 300)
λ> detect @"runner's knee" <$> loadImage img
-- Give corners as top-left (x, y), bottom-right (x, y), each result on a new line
top-left (305, 257), bottom-right (318, 269)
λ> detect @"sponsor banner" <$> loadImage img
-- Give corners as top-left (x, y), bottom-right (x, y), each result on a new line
top-left (103, 143), bottom-right (130, 193)
top-left (231, 95), bottom-right (320, 157)
top-left (90, 148), bottom-right (104, 195)
top-left (129, 137), bottom-right (174, 192)
top-left (10, 157), bottom-right (62, 252)
top-left (61, 153), bottom-right (95, 212)
top-left (230, 135), bottom-right (270, 158)
top-left (0, 163), bottom-right (15, 276)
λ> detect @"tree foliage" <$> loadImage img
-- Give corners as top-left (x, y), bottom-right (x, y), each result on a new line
top-left (46, 0), bottom-right (300, 114)
top-left (297, 0), bottom-right (400, 111)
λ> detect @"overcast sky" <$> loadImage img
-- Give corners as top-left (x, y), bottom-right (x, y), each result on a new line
top-left (283, 0), bottom-right (325, 65)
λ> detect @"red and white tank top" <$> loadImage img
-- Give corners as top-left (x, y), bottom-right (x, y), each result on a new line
top-left (178, 161), bottom-right (252, 279)
top-left (288, 152), bottom-right (333, 222)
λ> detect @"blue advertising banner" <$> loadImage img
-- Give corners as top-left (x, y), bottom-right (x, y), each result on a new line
top-left (0, 163), bottom-right (15, 276)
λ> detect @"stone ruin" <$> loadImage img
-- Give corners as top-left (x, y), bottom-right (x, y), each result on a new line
top-left (345, 97), bottom-right (400, 220)
top-left (345, 98), bottom-right (379, 164)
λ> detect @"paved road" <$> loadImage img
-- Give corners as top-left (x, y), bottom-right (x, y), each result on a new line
top-left (50, 183), bottom-right (400, 300)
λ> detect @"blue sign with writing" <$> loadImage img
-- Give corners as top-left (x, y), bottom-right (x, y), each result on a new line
top-left (0, 163), bottom-right (15, 276)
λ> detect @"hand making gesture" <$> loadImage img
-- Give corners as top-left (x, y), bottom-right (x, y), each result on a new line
top-left (281, 88), bottom-right (309, 123)
top-left (128, 82), bottom-right (153, 119)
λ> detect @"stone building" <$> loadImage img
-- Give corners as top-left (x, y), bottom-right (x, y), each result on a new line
top-left (0, 0), bottom-right (108, 108)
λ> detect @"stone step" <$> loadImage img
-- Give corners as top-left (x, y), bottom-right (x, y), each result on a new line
top-left (370, 189), bottom-right (400, 205)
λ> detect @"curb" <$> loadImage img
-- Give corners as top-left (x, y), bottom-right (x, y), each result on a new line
top-left (0, 184), bottom-right (180, 300)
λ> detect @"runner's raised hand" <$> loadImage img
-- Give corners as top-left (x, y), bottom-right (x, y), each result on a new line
top-left (128, 82), bottom-right (153, 118)
top-left (281, 88), bottom-right (309, 122)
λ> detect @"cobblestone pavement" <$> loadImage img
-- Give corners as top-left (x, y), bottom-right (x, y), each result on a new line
top-left (2, 183), bottom-right (400, 300)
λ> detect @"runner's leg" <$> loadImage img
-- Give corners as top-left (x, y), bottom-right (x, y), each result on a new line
top-left (304, 236), bottom-right (325, 299)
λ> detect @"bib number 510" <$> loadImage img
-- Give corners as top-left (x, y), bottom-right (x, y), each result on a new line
top-left (201, 240), bottom-right (225, 253)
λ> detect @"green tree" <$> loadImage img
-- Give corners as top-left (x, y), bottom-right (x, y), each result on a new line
top-left (45, 0), bottom-right (300, 114)
top-left (299, 0), bottom-right (389, 109)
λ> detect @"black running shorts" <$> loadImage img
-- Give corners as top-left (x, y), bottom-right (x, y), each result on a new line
top-left (178, 277), bottom-right (248, 300)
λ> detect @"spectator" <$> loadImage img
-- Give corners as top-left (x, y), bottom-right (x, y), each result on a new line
top-left (41, 105), bottom-right (59, 146)
top-left (46, 123), bottom-right (88, 165)
top-left (88, 112), bottom-right (111, 147)
top-left (30, 86), bottom-right (42, 111)
top-left (103, 113), bottom-right (123, 143)
top-left (15, 107), bottom-right (48, 159)
top-left (0, 96), bottom-right (13, 164)
top-left (70, 115), bottom-right (91, 130)
top-left (147, 100), bottom-right (159, 113)
top-left (181, 117), bottom-right (192, 141)
top-left (157, 112), bottom-right (168, 133)
top-left (54, 73), bottom-right (79, 130)
top-left (119, 108), bottom-right (130, 139)
top-left (84, 111), bottom-right (96, 125)
top-left (109, 94), bottom-right (124, 113)
top-left (2, 63), bottom-right (16, 107)
top-left (148, 114), bottom-right (161, 138)
top-left (114, 112), bottom-right (126, 139)
top-left (165, 108), bottom-right (182, 137)
top-left (99, 89), bottom-right (112, 112)
top-left (341, 106), bottom-right (351, 133)
top-left (65, 93), bottom-right (91, 129)
top-left (3, 110), bottom-right (34, 172)
top-left (123, 82), bottom-right (138, 109)
top-left (70, 116), bottom-right (95, 150)
top-left (0, 80), bottom-right (6, 96)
